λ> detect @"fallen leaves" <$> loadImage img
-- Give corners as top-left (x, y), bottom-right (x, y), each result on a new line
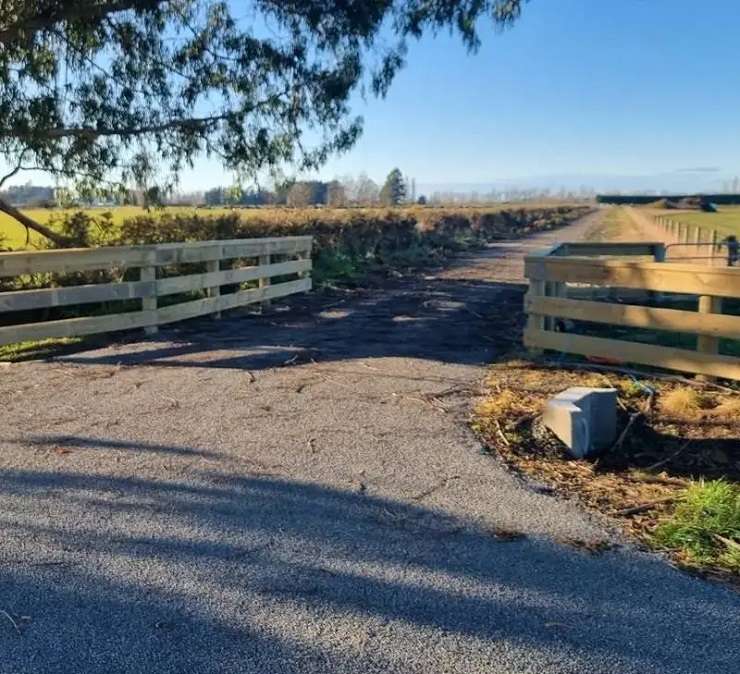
top-left (473, 361), bottom-right (740, 582)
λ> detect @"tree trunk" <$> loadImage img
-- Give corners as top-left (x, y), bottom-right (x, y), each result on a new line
top-left (0, 195), bottom-right (75, 248)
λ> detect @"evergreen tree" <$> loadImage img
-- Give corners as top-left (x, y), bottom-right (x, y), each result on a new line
top-left (380, 168), bottom-right (407, 206)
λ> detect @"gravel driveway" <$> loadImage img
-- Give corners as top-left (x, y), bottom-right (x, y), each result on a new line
top-left (1, 212), bottom-right (738, 673)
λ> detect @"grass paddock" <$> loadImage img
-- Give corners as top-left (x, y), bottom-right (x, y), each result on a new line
top-left (647, 206), bottom-right (740, 238)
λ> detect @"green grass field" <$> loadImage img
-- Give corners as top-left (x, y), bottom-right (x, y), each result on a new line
top-left (0, 206), bottom-right (241, 249)
top-left (647, 206), bottom-right (740, 238)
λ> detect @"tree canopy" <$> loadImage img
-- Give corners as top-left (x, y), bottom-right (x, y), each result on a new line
top-left (0, 0), bottom-right (526, 244)
top-left (380, 168), bottom-right (406, 205)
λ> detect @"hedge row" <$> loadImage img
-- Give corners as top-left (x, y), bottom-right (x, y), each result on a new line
top-left (2, 204), bottom-right (591, 297)
top-left (113, 205), bottom-right (591, 257)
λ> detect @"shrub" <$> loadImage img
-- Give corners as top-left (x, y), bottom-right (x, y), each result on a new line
top-left (4, 205), bottom-right (590, 306)
top-left (652, 480), bottom-right (740, 572)
top-left (109, 205), bottom-right (590, 284)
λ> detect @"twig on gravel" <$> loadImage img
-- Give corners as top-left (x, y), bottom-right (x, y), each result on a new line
top-left (392, 392), bottom-right (448, 413)
top-left (610, 411), bottom-right (642, 454)
top-left (513, 413), bottom-right (538, 429)
top-left (314, 299), bottom-right (348, 311)
top-left (411, 475), bottom-right (461, 501)
top-left (494, 419), bottom-right (511, 447)
top-left (0, 559), bottom-right (71, 567)
top-left (481, 334), bottom-right (521, 345)
top-left (713, 534), bottom-right (740, 552)
top-left (317, 373), bottom-right (362, 392)
top-left (463, 307), bottom-right (485, 319)
top-left (615, 496), bottom-right (678, 517)
top-left (613, 388), bottom-right (653, 451)
top-left (642, 388), bottom-right (656, 416)
top-left (629, 473), bottom-right (689, 487)
top-left (420, 384), bottom-right (481, 399)
top-left (646, 439), bottom-right (692, 472)
top-left (659, 416), bottom-right (740, 428)
top-left (0, 609), bottom-right (20, 635)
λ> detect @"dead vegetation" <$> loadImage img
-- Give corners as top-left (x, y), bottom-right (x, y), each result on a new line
top-left (472, 360), bottom-right (740, 583)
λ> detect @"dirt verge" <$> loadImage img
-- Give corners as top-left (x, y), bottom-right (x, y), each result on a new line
top-left (473, 358), bottom-right (740, 585)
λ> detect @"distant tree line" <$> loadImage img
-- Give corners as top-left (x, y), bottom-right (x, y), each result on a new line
top-left (597, 194), bottom-right (740, 205)
top-left (201, 169), bottom-right (425, 208)
top-left (0, 171), bottom-right (427, 209)
top-left (0, 182), bottom-right (55, 207)
top-left (7, 170), bottom-right (607, 209)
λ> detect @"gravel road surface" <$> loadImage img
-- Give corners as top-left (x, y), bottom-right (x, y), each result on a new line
top-left (1, 211), bottom-right (738, 673)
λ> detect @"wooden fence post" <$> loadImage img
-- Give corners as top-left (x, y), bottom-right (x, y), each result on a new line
top-left (693, 226), bottom-right (702, 260)
top-left (543, 281), bottom-right (566, 330)
top-left (697, 294), bottom-right (723, 380)
top-left (526, 279), bottom-right (546, 355)
top-left (259, 254), bottom-right (271, 311)
top-left (140, 261), bottom-right (158, 336)
top-left (206, 258), bottom-right (221, 319)
top-left (298, 250), bottom-right (311, 280)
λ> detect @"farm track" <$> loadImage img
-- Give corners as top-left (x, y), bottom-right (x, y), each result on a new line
top-left (1, 209), bottom-right (739, 674)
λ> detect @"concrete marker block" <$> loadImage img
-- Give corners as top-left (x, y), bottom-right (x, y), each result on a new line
top-left (543, 387), bottom-right (617, 458)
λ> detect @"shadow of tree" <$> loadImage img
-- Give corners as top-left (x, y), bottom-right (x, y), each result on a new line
top-left (1, 466), bottom-right (738, 673)
top-left (56, 272), bottom-right (529, 372)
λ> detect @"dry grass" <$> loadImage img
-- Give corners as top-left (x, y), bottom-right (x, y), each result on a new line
top-left (659, 388), bottom-right (712, 421)
top-left (473, 360), bottom-right (740, 582)
top-left (709, 398), bottom-right (740, 420)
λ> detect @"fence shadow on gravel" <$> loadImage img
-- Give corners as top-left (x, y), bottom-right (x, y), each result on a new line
top-left (55, 275), bottom-right (531, 371)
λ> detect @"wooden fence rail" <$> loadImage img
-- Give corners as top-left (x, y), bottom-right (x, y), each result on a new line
top-left (0, 236), bottom-right (312, 347)
top-left (524, 242), bottom-right (740, 381)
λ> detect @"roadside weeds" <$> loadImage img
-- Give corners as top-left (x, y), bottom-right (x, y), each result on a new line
top-left (472, 358), bottom-right (740, 585)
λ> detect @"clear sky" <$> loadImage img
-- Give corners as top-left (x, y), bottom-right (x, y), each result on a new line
top-left (310, 0), bottom-right (740, 192)
top-left (7, 0), bottom-right (740, 193)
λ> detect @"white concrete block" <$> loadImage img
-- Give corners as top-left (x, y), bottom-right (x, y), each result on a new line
top-left (543, 387), bottom-right (617, 458)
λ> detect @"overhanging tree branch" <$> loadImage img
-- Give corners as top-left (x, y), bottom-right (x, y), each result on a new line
top-left (0, 1), bottom-right (164, 45)
top-left (0, 0), bottom-right (526, 248)
top-left (0, 196), bottom-right (75, 247)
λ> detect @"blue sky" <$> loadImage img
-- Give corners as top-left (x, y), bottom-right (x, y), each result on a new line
top-left (7, 0), bottom-right (740, 194)
top-left (309, 0), bottom-right (740, 192)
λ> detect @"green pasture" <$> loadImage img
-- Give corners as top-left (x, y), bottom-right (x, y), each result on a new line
top-left (648, 206), bottom-right (740, 238)
top-left (0, 206), bottom-right (239, 250)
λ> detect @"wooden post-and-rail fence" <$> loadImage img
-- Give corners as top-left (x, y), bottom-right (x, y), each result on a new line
top-left (0, 236), bottom-right (313, 347)
top-left (651, 213), bottom-right (724, 265)
top-left (524, 241), bottom-right (740, 381)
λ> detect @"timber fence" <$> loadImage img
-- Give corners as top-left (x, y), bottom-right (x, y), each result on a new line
top-left (0, 236), bottom-right (312, 346)
top-left (524, 241), bottom-right (740, 380)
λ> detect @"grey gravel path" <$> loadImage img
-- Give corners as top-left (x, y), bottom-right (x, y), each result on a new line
top-left (1, 212), bottom-right (738, 673)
